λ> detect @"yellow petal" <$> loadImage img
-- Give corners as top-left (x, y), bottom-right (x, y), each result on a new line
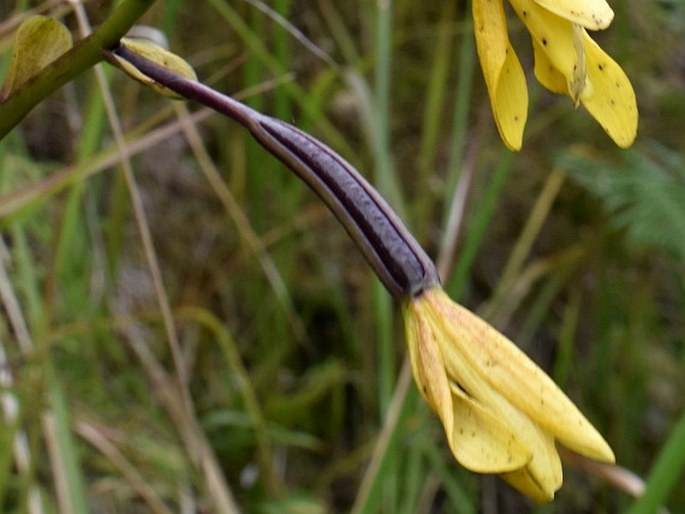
top-left (404, 302), bottom-right (454, 438)
top-left (407, 298), bottom-right (531, 474)
top-left (580, 33), bottom-right (638, 148)
top-left (501, 441), bottom-right (561, 502)
top-left (449, 383), bottom-right (531, 473)
top-left (533, 0), bottom-right (614, 30)
top-left (423, 294), bottom-right (565, 497)
top-left (422, 289), bottom-right (615, 464)
top-left (502, 467), bottom-right (553, 503)
top-left (510, 0), bottom-right (581, 95)
top-left (532, 23), bottom-right (590, 105)
top-left (532, 38), bottom-right (568, 95)
top-left (473, 0), bottom-right (528, 150)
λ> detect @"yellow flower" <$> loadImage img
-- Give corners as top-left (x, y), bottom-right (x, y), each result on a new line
top-left (403, 287), bottom-right (614, 502)
top-left (473, 0), bottom-right (638, 150)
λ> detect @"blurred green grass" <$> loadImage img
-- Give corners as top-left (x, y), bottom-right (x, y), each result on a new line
top-left (1, 0), bottom-right (685, 512)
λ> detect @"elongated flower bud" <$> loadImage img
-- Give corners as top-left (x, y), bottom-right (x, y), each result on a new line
top-left (107, 41), bottom-right (440, 298)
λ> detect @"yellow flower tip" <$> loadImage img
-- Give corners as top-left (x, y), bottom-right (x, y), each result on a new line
top-left (580, 34), bottom-right (638, 148)
top-left (403, 287), bottom-right (615, 502)
top-left (472, 0), bottom-right (528, 151)
top-left (534, 0), bottom-right (614, 30)
top-left (502, 466), bottom-right (558, 503)
top-left (491, 48), bottom-right (528, 152)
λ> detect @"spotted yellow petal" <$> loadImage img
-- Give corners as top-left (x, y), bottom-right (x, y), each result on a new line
top-left (433, 311), bottom-right (562, 484)
top-left (501, 432), bottom-right (561, 502)
top-left (510, 0), bottom-right (579, 84)
top-left (502, 467), bottom-right (552, 503)
top-left (533, 0), bottom-right (614, 30)
top-left (532, 38), bottom-right (568, 94)
top-left (404, 302), bottom-right (454, 437)
top-left (423, 289), bottom-right (615, 464)
top-left (408, 298), bottom-right (532, 474)
top-left (532, 23), bottom-right (590, 105)
top-left (422, 292), bottom-right (565, 493)
top-left (580, 32), bottom-right (638, 148)
top-left (473, 0), bottom-right (528, 150)
top-left (513, 0), bottom-right (593, 104)
top-left (491, 392), bottom-right (563, 497)
top-left (449, 384), bottom-right (531, 473)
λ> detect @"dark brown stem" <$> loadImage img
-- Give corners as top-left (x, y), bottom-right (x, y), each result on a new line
top-left (106, 42), bottom-right (440, 298)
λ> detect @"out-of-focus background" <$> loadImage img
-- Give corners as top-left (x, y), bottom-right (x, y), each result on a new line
top-left (1, 0), bottom-right (684, 512)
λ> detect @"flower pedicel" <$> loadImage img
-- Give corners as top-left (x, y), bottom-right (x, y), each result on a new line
top-left (106, 40), bottom-right (615, 501)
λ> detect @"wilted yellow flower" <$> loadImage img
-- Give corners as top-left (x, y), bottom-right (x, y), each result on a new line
top-left (403, 287), bottom-right (614, 502)
top-left (473, 0), bottom-right (638, 150)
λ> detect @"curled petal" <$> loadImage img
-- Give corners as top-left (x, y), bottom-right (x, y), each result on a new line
top-left (580, 33), bottom-right (638, 148)
top-left (450, 384), bottom-right (530, 473)
top-left (439, 321), bottom-right (563, 498)
top-left (501, 431), bottom-right (561, 502)
top-left (407, 298), bottom-right (532, 474)
top-left (512, 0), bottom-right (637, 146)
top-left (532, 37), bottom-right (569, 95)
top-left (473, 0), bottom-right (528, 150)
top-left (531, 23), bottom-right (590, 106)
top-left (404, 289), bottom-right (616, 502)
top-left (533, 0), bottom-right (614, 30)
top-left (511, 0), bottom-right (594, 105)
top-left (510, 0), bottom-right (581, 95)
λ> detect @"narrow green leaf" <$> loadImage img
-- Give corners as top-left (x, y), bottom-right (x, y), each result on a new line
top-left (627, 411), bottom-right (685, 514)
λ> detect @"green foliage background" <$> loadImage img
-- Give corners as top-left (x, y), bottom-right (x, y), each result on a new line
top-left (1, 0), bottom-right (684, 512)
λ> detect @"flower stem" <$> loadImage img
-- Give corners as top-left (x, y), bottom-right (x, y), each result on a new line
top-left (107, 42), bottom-right (440, 298)
top-left (0, 0), bottom-right (157, 139)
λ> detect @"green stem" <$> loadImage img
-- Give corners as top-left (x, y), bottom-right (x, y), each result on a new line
top-left (627, 410), bottom-right (685, 514)
top-left (373, 0), bottom-right (399, 437)
top-left (372, 0), bottom-right (403, 215)
top-left (0, 0), bottom-right (157, 140)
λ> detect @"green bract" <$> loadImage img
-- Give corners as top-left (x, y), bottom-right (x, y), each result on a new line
top-left (106, 37), bottom-right (197, 100)
top-left (0, 15), bottom-right (73, 101)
